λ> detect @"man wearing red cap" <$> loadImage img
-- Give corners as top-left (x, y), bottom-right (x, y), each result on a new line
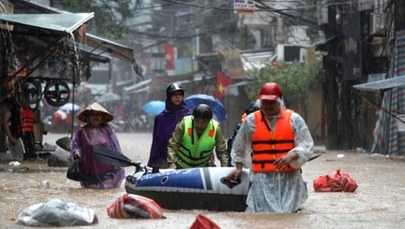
top-left (228, 82), bottom-right (314, 213)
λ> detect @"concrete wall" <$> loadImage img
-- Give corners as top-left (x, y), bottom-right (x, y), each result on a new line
top-left (306, 82), bottom-right (323, 144)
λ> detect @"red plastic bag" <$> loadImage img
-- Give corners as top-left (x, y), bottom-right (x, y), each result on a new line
top-left (190, 214), bottom-right (221, 229)
top-left (107, 193), bottom-right (164, 219)
top-left (313, 169), bottom-right (358, 192)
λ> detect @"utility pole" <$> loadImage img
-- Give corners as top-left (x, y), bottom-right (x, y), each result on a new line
top-left (324, 4), bottom-right (339, 149)
top-left (395, 0), bottom-right (405, 31)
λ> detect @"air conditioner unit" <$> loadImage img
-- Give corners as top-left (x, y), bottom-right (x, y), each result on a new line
top-left (276, 44), bottom-right (306, 63)
top-left (370, 13), bottom-right (385, 35)
top-left (358, 0), bottom-right (374, 11)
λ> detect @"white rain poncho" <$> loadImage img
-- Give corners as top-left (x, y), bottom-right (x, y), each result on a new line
top-left (231, 109), bottom-right (314, 213)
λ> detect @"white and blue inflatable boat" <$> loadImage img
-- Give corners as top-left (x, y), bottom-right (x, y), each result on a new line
top-left (125, 166), bottom-right (250, 211)
top-left (95, 145), bottom-right (321, 211)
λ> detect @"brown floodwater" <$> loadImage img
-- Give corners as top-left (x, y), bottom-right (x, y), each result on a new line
top-left (1, 133), bottom-right (405, 228)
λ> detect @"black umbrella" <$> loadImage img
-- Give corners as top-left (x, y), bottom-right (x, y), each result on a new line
top-left (93, 145), bottom-right (140, 168)
top-left (56, 137), bottom-right (71, 151)
top-left (184, 94), bottom-right (227, 122)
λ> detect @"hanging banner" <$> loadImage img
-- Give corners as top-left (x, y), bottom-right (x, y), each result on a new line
top-left (234, 0), bottom-right (255, 14)
top-left (164, 43), bottom-right (176, 70)
top-left (175, 58), bottom-right (198, 75)
top-left (218, 49), bottom-right (245, 79)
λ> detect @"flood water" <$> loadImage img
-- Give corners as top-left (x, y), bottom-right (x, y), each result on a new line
top-left (1, 132), bottom-right (405, 228)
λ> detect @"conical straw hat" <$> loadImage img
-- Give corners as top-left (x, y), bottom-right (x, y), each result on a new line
top-left (77, 102), bottom-right (114, 123)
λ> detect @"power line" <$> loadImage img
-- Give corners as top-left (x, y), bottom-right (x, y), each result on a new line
top-left (130, 18), bottom-right (238, 40)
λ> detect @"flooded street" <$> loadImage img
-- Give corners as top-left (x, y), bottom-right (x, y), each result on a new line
top-left (1, 132), bottom-right (405, 228)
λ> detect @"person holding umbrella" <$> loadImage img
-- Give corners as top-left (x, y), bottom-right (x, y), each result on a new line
top-left (71, 102), bottom-right (125, 189)
top-left (147, 83), bottom-right (192, 169)
top-left (167, 104), bottom-right (228, 169)
top-left (227, 82), bottom-right (314, 213)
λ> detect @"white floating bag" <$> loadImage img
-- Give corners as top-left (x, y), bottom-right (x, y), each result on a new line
top-left (16, 199), bottom-right (97, 227)
top-left (7, 137), bottom-right (25, 161)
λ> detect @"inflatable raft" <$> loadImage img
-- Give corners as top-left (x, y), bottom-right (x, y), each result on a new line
top-left (125, 166), bottom-right (250, 211)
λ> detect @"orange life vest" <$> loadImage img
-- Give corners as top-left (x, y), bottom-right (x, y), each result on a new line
top-left (251, 109), bottom-right (297, 173)
top-left (19, 107), bottom-right (34, 133)
top-left (241, 112), bottom-right (248, 122)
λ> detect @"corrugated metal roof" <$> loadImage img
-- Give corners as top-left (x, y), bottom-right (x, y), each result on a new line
top-left (241, 51), bottom-right (276, 71)
top-left (10, 0), bottom-right (142, 76)
top-left (77, 43), bottom-right (110, 63)
top-left (0, 13), bottom-right (94, 33)
top-left (353, 75), bottom-right (405, 91)
top-left (123, 79), bottom-right (152, 92)
top-left (85, 34), bottom-right (138, 67)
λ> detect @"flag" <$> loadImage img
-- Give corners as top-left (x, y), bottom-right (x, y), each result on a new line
top-left (164, 43), bottom-right (176, 69)
top-left (215, 71), bottom-right (233, 99)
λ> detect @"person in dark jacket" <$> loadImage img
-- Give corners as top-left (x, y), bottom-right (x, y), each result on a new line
top-left (147, 83), bottom-right (192, 168)
top-left (227, 100), bottom-right (260, 166)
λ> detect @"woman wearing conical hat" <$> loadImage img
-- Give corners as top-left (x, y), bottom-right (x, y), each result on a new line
top-left (70, 102), bottom-right (125, 189)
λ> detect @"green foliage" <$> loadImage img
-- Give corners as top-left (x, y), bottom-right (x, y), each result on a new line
top-left (64, 0), bottom-right (134, 39)
top-left (247, 61), bottom-right (322, 116)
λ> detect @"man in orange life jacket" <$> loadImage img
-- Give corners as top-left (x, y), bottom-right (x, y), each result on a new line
top-left (228, 82), bottom-right (314, 213)
top-left (2, 97), bottom-right (36, 160)
top-left (167, 104), bottom-right (228, 169)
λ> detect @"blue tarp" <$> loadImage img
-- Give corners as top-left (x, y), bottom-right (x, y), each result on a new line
top-left (367, 30), bottom-right (405, 155)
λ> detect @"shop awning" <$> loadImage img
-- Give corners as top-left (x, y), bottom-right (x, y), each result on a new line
top-left (0, 12), bottom-right (142, 76)
top-left (77, 43), bottom-right (110, 63)
top-left (353, 75), bottom-right (405, 92)
top-left (115, 78), bottom-right (137, 87)
top-left (0, 13), bottom-right (106, 62)
top-left (123, 79), bottom-right (152, 93)
top-left (10, 0), bottom-right (142, 76)
top-left (0, 13), bottom-right (100, 78)
top-left (0, 13), bottom-right (94, 34)
top-left (85, 34), bottom-right (143, 75)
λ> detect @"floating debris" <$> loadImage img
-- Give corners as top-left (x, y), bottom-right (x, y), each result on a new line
top-left (39, 180), bottom-right (50, 189)
top-left (9, 161), bottom-right (21, 166)
top-left (0, 166), bottom-right (29, 173)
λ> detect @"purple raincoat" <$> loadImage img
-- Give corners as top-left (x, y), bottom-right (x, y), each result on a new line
top-left (147, 98), bottom-right (192, 168)
top-left (71, 124), bottom-right (125, 189)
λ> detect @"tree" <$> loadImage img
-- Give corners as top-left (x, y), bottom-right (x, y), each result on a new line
top-left (247, 62), bottom-right (322, 119)
top-left (63, 0), bottom-right (134, 39)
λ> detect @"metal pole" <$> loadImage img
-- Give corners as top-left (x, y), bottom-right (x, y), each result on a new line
top-left (0, 31), bottom-right (8, 100)
top-left (395, 0), bottom-right (405, 32)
